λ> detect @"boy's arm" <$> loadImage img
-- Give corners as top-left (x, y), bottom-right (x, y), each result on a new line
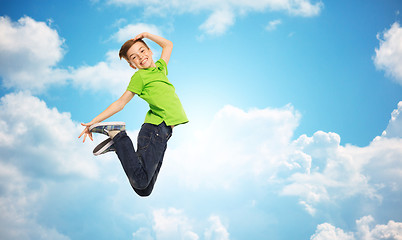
top-left (134, 32), bottom-right (173, 65)
top-left (78, 90), bottom-right (135, 142)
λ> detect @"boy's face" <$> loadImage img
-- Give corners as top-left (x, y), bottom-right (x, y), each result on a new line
top-left (126, 42), bottom-right (155, 69)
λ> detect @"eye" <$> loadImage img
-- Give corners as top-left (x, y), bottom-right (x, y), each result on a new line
top-left (141, 50), bottom-right (145, 53)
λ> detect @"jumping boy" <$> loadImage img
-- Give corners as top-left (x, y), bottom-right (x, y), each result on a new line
top-left (79, 32), bottom-right (188, 197)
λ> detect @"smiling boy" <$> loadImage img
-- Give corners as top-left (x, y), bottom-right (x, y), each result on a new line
top-left (79, 32), bottom-right (188, 197)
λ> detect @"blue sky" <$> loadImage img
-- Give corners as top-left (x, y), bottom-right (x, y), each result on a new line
top-left (1, 0), bottom-right (402, 239)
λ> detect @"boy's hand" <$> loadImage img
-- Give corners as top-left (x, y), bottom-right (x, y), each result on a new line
top-left (78, 122), bottom-right (93, 143)
top-left (133, 32), bottom-right (149, 41)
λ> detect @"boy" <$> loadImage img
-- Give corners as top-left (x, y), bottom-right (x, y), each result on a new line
top-left (79, 32), bottom-right (188, 197)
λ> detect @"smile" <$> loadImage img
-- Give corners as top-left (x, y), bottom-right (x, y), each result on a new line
top-left (140, 58), bottom-right (148, 65)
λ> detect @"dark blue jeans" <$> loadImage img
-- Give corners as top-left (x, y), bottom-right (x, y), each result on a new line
top-left (113, 122), bottom-right (172, 197)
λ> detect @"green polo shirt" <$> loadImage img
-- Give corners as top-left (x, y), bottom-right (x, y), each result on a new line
top-left (127, 59), bottom-right (188, 126)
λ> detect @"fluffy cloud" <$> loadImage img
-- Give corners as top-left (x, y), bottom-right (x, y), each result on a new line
top-left (310, 222), bottom-right (354, 240)
top-left (374, 22), bottom-right (402, 85)
top-left (132, 228), bottom-right (154, 240)
top-left (199, 8), bottom-right (235, 36)
top-left (167, 104), bottom-right (301, 190)
top-left (0, 16), bottom-right (69, 93)
top-left (70, 50), bottom-right (133, 96)
top-left (113, 23), bottom-right (163, 43)
top-left (0, 161), bottom-right (71, 240)
top-left (204, 216), bottom-right (230, 240)
top-left (131, 209), bottom-right (230, 240)
top-left (166, 102), bottom-right (402, 217)
top-left (382, 101), bottom-right (402, 138)
top-left (105, 0), bottom-right (323, 35)
top-left (0, 92), bottom-right (98, 179)
top-left (152, 208), bottom-right (199, 240)
top-left (281, 131), bottom-right (382, 215)
top-left (0, 92), bottom-right (100, 239)
top-left (277, 110), bottom-right (402, 214)
top-left (310, 215), bottom-right (402, 240)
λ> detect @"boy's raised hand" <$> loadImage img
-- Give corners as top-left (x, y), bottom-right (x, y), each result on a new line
top-left (133, 32), bottom-right (148, 41)
top-left (78, 123), bottom-right (93, 143)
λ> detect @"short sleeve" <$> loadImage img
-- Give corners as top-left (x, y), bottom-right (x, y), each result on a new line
top-left (156, 59), bottom-right (168, 76)
top-left (127, 72), bottom-right (144, 95)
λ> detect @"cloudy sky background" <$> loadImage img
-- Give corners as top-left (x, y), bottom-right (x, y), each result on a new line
top-left (1, 0), bottom-right (402, 239)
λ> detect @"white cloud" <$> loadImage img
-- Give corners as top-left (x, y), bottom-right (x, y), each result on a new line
top-left (352, 137), bottom-right (402, 193)
top-left (114, 23), bottom-right (163, 43)
top-left (204, 216), bottom-right (230, 240)
top-left (266, 19), bottom-right (282, 31)
top-left (281, 131), bottom-right (382, 214)
top-left (167, 104), bottom-right (301, 190)
top-left (0, 92), bottom-right (98, 179)
top-left (310, 222), bottom-right (354, 240)
top-left (273, 100), bottom-right (402, 214)
top-left (0, 91), bottom-right (99, 239)
top-left (0, 163), bottom-right (71, 240)
top-left (311, 215), bottom-right (402, 240)
top-left (382, 101), bottom-right (402, 138)
top-left (166, 101), bottom-right (402, 216)
top-left (132, 227), bottom-right (154, 240)
top-left (152, 208), bottom-right (199, 240)
top-left (287, 0), bottom-right (323, 17)
top-left (0, 16), bottom-right (69, 93)
top-left (132, 208), bottom-right (230, 240)
top-left (365, 219), bottom-right (402, 240)
top-left (374, 22), bottom-right (402, 85)
top-left (199, 9), bottom-right (235, 36)
top-left (105, 0), bottom-right (323, 35)
top-left (70, 50), bottom-right (133, 96)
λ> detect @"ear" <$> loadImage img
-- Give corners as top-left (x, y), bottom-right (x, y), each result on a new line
top-left (129, 63), bottom-right (137, 70)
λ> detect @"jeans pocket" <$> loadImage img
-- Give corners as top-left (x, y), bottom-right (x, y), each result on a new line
top-left (154, 132), bottom-right (164, 144)
top-left (157, 129), bottom-right (171, 142)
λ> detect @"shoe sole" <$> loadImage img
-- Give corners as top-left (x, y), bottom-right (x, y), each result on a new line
top-left (93, 138), bottom-right (115, 156)
top-left (89, 121), bottom-right (126, 133)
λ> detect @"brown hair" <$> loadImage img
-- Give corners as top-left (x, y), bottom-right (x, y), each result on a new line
top-left (119, 39), bottom-right (149, 60)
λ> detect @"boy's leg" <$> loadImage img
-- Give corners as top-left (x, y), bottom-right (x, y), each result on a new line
top-left (134, 122), bottom-right (171, 196)
top-left (134, 161), bottom-right (162, 197)
top-left (112, 122), bottom-right (172, 196)
top-left (134, 123), bottom-right (171, 196)
top-left (134, 136), bottom-right (169, 196)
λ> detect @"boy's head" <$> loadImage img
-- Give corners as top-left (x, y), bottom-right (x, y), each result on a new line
top-left (119, 39), bottom-right (154, 69)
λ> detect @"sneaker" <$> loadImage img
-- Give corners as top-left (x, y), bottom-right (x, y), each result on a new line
top-left (89, 122), bottom-right (125, 137)
top-left (93, 138), bottom-right (115, 156)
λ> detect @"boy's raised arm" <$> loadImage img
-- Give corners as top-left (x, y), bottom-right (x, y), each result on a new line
top-left (134, 32), bottom-right (173, 65)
